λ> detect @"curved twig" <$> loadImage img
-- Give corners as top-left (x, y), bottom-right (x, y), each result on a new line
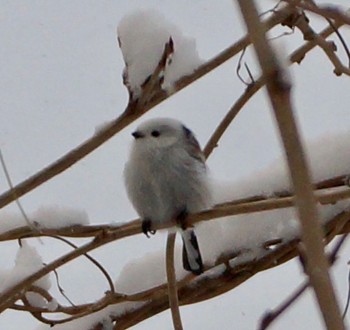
top-left (166, 231), bottom-right (183, 330)
top-left (47, 235), bottom-right (115, 294)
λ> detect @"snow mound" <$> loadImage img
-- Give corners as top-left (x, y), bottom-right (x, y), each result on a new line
top-left (117, 9), bottom-right (202, 96)
top-left (0, 205), bottom-right (89, 234)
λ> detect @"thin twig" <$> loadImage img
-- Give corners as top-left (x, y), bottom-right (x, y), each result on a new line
top-left (0, 150), bottom-right (37, 231)
top-left (166, 231), bottom-right (183, 330)
top-left (52, 268), bottom-right (76, 306)
top-left (48, 235), bottom-right (115, 293)
top-left (259, 282), bottom-right (309, 330)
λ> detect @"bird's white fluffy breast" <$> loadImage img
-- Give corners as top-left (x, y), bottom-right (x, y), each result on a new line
top-left (124, 142), bottom-right (211, 223)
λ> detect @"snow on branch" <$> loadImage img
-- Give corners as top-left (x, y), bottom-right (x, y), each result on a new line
top-left (117, 9), bottom-right (201, 98)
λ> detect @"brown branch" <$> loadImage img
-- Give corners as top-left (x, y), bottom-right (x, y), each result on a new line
top-left (236, 0), bottom-right (344, 329)
top-left (290, 9), bottom-right (350, 76)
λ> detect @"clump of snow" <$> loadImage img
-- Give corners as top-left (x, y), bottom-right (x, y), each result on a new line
top-left (117, 9), bottom-right (202, 96)
top-left (25, 292), bottom-right (48, 309)
top-left (35, 302), bottom-right (145, 330)
top-left (0, 205), bottom-right (89, 234)
top-left (116, 247), bottom-right (187, 294)
top-left (46, 297), bottom-right (59, 311)
top-left (94, 120), bottom-right (112, 135)
top-left (35, 310), bottom-right (113, 330)
top-left (0, 241), bottom-right (52, 308)
top-left (32, 205), bottom-right (89, 229)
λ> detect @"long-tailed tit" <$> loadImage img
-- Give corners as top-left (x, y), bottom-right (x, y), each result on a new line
top-left (124, 118), bottom-right (211, 274)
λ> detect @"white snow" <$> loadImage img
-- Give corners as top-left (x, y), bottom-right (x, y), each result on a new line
top-left (35, 302), bottom-right (146, 330)
top-left (0, 205), bottom-right (89, 234)
top-left (117, 9), bottom-right (202, 96)
top-left (0, 241), bottom-right (51, 308)
top-left (116, 247), bottom-right (187, 295)
top-left (35, 310), bottom-right (113, 330)
top-left (31, 205), bottom-right (89, 229)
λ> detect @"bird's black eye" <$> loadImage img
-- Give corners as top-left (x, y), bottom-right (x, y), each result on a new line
top-left (151, 130), bottom-right (160, 137)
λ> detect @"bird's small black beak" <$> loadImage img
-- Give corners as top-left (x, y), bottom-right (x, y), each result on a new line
top-left (132, 131), bottom-right (144, 139)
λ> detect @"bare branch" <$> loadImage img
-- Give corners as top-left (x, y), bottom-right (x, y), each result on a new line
top-left (236, 0), bottom-right (344, 328)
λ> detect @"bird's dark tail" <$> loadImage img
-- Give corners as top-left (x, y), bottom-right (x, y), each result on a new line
top-left (181, 229), bottom-right (203, 275)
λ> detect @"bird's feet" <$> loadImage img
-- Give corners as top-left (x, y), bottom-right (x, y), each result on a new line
top-left (142, 219), bottom-right (156, 238)
top-left (176, 208), bottom-right (189, 230)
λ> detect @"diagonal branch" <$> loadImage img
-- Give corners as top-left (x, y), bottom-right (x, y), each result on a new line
top-left (236, 0), bottom-right (344, 329)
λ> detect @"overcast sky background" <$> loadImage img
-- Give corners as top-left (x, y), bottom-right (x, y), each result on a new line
top-left (0, 1), bottom-right (350, 329)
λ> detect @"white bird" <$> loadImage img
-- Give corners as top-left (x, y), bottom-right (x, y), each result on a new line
top-left (124, 118), bottom-right (212, 274)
